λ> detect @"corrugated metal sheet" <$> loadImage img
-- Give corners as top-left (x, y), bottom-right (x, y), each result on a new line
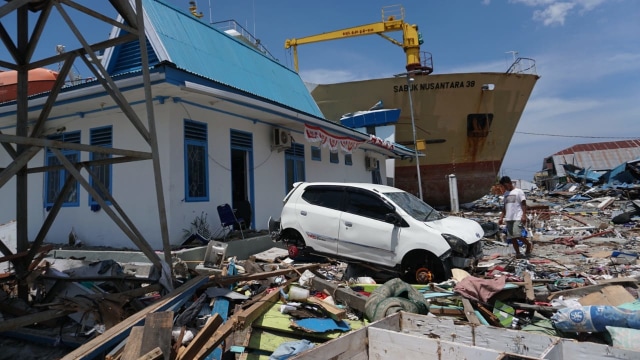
top-left (550, 140), bottom-right (640, 176)
top-left (107, 0), bottom-right (323, 118)
top-left (554, 139), bottom-right (640, 155)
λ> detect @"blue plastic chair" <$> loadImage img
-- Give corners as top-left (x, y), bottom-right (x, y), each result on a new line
top-left (217, 203), bottom-right (245, 240)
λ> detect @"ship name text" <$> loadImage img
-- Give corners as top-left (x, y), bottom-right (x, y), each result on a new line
top-left (393, 80), bottom-right (475, 92)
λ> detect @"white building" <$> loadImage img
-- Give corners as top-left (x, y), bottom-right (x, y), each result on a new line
top-left (0, 0), bottom-right (414, 251)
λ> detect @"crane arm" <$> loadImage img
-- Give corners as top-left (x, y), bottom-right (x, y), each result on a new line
top-left (284, 5), bottom-right (432, 74)
top-left (285, 19), bottom-right (405, 49)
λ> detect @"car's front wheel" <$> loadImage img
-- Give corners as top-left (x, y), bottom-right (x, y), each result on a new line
top-left (401, 250), bottom-right (447, 284)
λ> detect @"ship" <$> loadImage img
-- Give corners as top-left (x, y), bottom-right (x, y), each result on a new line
top-left (285, 5), bottom-right (539, 207)
top-left (309, 66), bottom-right (539, 206)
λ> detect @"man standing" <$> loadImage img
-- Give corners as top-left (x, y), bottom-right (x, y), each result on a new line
top-left (498, 176), bottom-right (533, 258)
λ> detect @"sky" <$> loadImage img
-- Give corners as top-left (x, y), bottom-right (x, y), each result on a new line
top-left (1, 0), bottom-right (639, 182)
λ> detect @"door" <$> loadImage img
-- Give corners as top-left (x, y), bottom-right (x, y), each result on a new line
top-left (338, 188), bottom-right (398, 267)
top-left (230, 130), bottom-right (254, 229)
top-left (294, 185), bottom-right (343, 255)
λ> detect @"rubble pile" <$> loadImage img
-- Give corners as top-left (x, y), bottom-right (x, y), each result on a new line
top-left (1, 189), bottom-right (640, 359)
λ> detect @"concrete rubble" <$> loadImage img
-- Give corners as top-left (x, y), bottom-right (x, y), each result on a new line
top-left (1, 186), bottom-right (640, 359)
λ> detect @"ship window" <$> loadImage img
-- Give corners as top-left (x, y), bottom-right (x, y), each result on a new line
top-left (467, 114), bottom-right (494, 137)
top-left (44, 131), bottom-right (81, 208)
top-left (184, 120), bottom-right (209, 202)
top-left (89, 126), bottom-right (113, 208)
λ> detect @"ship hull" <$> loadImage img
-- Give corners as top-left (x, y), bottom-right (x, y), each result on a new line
top-left (309, 72), bottom-right (539, 207)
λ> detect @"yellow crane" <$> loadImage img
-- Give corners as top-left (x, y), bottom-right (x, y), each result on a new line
top-left (284, 5), bottom-right (432, 74)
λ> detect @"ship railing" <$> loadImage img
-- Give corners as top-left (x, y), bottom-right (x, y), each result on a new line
top-left (211, 20), bottom-right (278, 61)
top-left (506, 57), bottom-right (537, 75)
top-left (421, 51), bottom-right (433, 73)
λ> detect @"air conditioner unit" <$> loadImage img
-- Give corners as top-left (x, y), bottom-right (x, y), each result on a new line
top-left (365, 156), bottom-right (378, 171)
top-left (272, 128), bottom-right (291, 151)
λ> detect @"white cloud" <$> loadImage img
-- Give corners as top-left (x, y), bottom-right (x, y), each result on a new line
top-left (299, 69), bottom-right (360, 84)
top-left (510, 0), bottom-right (610, 26)
top-left (533, 2), bottom-right (576, 25)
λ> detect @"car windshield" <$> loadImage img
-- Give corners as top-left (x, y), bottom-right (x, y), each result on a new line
top-left (384, 191), bottom-right (444, 222)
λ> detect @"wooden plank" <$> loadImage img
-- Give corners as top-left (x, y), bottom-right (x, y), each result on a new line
top-left (209, 263), bottom-right (323, 287)
top-left (121, 326), bottom-right (145, 360)
top-left (547, 279), bottom-right (638, 300)
top-left (476, 303), bottom-right (502, 327)
top-left (578, 285), bottom-right (635, 306)
top-left (305, 296), bottom-right (346, 321)
top-left (560, 337), bottom-right (640, 359)
top-left (236, 284), bottom-right (289, 329)
top-left (62, 275), bottom-right (209, 360)
top-left (0, 308), bottom-right (73, 332)
top-left (428, 305), bottom-right (465, 317)
top-left (510, 302), bottom-right (559, 313)
top-left (461, 298), bottom-right (481, 325)
top-left (290, 324), bottom-right (368, 360)
top-left (400, 313), bottom-right (474, 344)
top-left (475, 325), bottom-right (561, 357)
top-left (137, 347), bottom-right (163, 360)
top-left (192, 318), bottom-right (239, 360)
top-left (523, 272), bottom-right (535, 302)
top-left (368, 311), bottom-right (400, 332)
top-left (140, 311), bottom-right (173, 360)
top-left (194, 283), bottom-right (311, 360)
top-left (105, 336), bottom-right (127, 360)
top-left (368, 327), bottom-right (501, 359)
top-left (309, 276), bottom-right (368, 313)
top-left (172, 326), bottom-right (186, 358)
top-left (177, 314), bottom-right (224, 360)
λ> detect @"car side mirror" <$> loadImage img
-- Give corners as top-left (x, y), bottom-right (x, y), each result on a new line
top-left (385, 213), bottom-right (402, 226)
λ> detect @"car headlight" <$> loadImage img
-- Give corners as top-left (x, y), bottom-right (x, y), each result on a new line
top-left (441, 234), bottom-right (468, 257)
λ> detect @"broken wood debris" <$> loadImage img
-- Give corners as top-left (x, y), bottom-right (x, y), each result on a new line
top-left (3, 183), bottom-right (640, 359)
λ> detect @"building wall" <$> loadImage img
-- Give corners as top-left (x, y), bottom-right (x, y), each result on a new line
top-left (0, 91), bottom-right (387, 250)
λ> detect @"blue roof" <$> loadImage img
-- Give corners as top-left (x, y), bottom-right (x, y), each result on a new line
top-left (106, 0), bottom-right (323, 118)
top-left (339, 109), bottom-right (401, 128)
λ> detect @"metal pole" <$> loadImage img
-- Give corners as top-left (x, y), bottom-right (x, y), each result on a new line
top-left (407, 76), bottom-right (423, 200)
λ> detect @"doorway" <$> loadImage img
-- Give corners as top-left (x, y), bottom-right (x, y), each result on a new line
top-left (230, 130), bottom-right (254, 229)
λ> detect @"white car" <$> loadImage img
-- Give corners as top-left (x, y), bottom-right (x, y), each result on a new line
top-left (271, 182), bottom-right (484, 283)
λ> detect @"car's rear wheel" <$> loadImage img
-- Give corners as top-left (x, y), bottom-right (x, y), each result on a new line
top-left (401, 250), bottom-right (446, 284)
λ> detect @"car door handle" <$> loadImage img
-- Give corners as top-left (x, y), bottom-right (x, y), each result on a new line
top-left (344, 221), bottom-right (353, 227)
top-left (300, 211), bottom-right (307, 216)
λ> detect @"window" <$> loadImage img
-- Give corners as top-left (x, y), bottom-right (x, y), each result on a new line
top-left (311, 146), bottom-right (321, 161)
top-left (329, 151), bottom-right (339, 164)
top-left (184, 120), bottom-right (209, 202)
top-left (344, 153), bottom-right (353, 166)
top-left (89, 126), bottom-right (112, 207)
top-left (345, 189), bottom-right (392, 222)
top-left (285, 143), bottom-right (305, 193)
top-left (45, 131), bottom-right (81, 207)
top-left (467, 113), bottom-right (494, 137)
top-left (301, 186), bottom-right (344, 210)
